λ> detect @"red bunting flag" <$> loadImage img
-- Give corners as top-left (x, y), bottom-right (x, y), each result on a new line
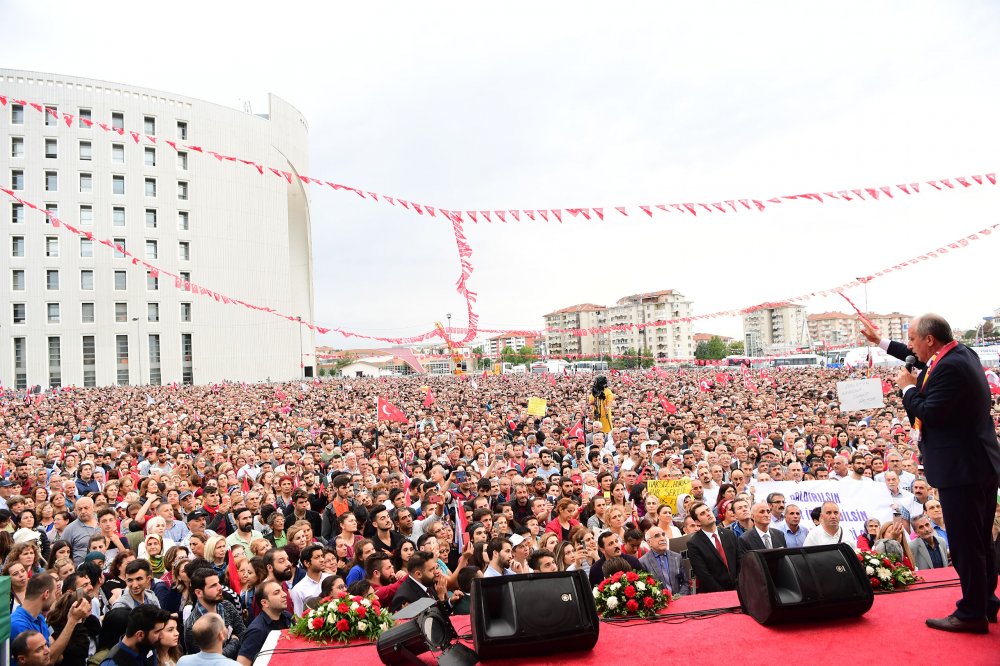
top-left (377, 396), bottom-right (408, 423)
top-left (658, 396), bottom-right (678, 414)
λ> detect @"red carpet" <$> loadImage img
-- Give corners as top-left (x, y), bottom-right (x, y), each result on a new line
top-left (260, 568), bottom-right (999, 666)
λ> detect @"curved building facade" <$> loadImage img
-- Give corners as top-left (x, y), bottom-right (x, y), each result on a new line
top-left (0, 69), bottom-right (315, 387)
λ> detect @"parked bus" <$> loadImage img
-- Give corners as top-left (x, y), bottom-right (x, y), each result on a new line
top-left (573, 361), bottom-right (609, 373)
top-left (770, 354), bottom-right (826, 368)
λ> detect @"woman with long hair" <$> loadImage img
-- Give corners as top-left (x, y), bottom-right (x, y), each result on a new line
top-left (571, 527), bottom-right (599, 574)
top-left (6, 542), bottom-right (43, 577)
top-left (609, 482), bottom-right (629, 510)
top-left (713, 484), bottom-right (737, 519)
top-left (391, 539), bottom-right (416, 572)
top-left (203, 535), bottom-right (231, 585)
top-left (538, 532), bottom-right (560, 554)
top-left (103, 550), bottom-right (135, 600)
top-left (47, 590), bottom-right (101, 666)
top-left (155, 613), bottom-right (184, 666)
top-left (161, 545), bottom-right (190, 586)
top-left (50, 557), bottom-right (77, 582)
top-left (545, 498), bottom-right (581, 541)
top-left (37, 502), bottom-right (56, 535)
top-left (156, 559), bottom-right (191, 614)
top-left (46, 539), bottom-right (72, 569)
top-left (603, 506), bottom-right (628, 544)
top-left (553, 540), bottom-right (578, 572)
top-left (874, 520), bottom-right (916, 569)
top-left (4, 560), bottom-right (29, 610)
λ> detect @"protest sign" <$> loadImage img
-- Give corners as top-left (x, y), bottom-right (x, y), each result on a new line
top-left (752, 480), bottom-right (893, 539)
top-left (647, 478), bottom-right (692, 513)
top-left (527, 397), bottom-right (547, 416)
top-left (836, 379), bottom-right (884, 412)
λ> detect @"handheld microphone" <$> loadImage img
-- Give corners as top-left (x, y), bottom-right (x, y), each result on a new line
top-left (905, 355), bottom-right (916, 372)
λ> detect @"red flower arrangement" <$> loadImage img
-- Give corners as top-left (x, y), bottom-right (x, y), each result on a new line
top-left (593, 570), bottom-right (670, 619)
top-left (290, 592), bottom-right (394, 644)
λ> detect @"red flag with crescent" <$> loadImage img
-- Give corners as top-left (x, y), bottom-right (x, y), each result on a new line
top-left (377, 396), bottom-right (408, 423)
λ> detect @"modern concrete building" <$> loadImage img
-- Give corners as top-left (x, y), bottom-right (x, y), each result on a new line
top-left (742, 303), bottom-right (808, 356)
top-left (543, 303), bottom-right (608, 357)
top-left (807, 311), bottom-right (912, 347)
top-left (1, 69), bottom-right (314, 387)
top-left (484, 333), bottom-right (543, 359)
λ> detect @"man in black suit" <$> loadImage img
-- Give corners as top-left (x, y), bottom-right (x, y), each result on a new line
top-left (588, 532), bottom-right (643, 587)
top-left (865, 314), bottom-right (1000, 633)
top-left (389, 551), bottom-right (446, 613)
top-left (686, 502), bottom-right (739, 592)
top-left (737, 502), bottom-right (787, 560)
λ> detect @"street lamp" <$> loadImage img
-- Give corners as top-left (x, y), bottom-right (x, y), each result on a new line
top-left (296, 316), bottom-right (304, 379)
top-left (131, 317), bottom-right (143, 386)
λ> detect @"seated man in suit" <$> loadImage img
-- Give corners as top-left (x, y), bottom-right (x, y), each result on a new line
top-left (738, 502), bottom-right (787, 560)
top-left (389, 551), bottom-right (446, 613)
top-left (639, 526), bottom-right (691, 596)
top-left (910, 513), bottom-right (951, 570)
top-left (686, 502), bottom-right (739, 592)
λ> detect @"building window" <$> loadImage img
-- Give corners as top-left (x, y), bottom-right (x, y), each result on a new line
top-left (79, 140), bottom-right (92, 161)
top-left (46, 270), bottom-right (59, 290)
top-left (178, 211), bottom-right (189, 230)
top-left (10, 136), bottom-right (24, 158)
top-left (81, 302), bottom-right (95, 323)
top-left (177, 181), bottom-right (188, 200)
top-left (79, 204), bottom-right (93, 226)
top-left (80, 270), bottom-right (95, 290)
top-left (12, 270), bottom-right (24, 291)
top-left (144, 116), bottom-right (156, 135)
top-left (144, 147), bottom-right (156, 167)
top-left (145, 209), bottom-right (157, 228)
top-left (179, 241), bottom-right (190, 261)
top-left (82, 335), bottom-right (96, 386)
top-left (180, 302), bottom-right (192, 322)
top-left (11, 104), bottom-right (24, 124)
top-left (80, 238), bottom-right (93, 259)
top-left (45, 171), bottom-right (58, 191)
top-left (114, 270), bottom-right (127, 290)
top-left (112, 143), bottom-right (125, 163)
top-left (11, 236), bottom-right (25, 257)
top-left (45, 236), bottom-right (59, 258)
top-left (177, 151), bottom-right (188, 170)
top-left (148, 334), bottom-right (161, 386)
top-left (44, 105), bottom-right (57, 126)
top-left (146, 271), bottom-right (159, 291)
top-left (13, 338), bottom-right (26, 390)
top-left (12, 203), bottom-right (24, 225)
top-left (48, 337), bottom-right (62, 388)
top-left (45, 203), bottom-right (58, 221)
top-left (112, 112), bottom-right (124, 131)
top-left (181, 333), bottom-right (193, 385)
top-left (115, 302), bottom-right (128, 323)
top-left (12, 303), bottom-right (26, 324)
top-left (47, 303), bottom-right (60, 324)
top-left (45, 138), bottom-right (58, 159)
top-left (145, 178), bottom-right (157, 197)
top-left (145, 240), bottom-right (158, 259)
top-left (112, 206), bottom-right (126, 227)
top-left (12, 169), bottom-right (24, 190)
top-left (180, 271), bottom-right (190, 284)
top-left (113, 238), bottom-right (126, 259)
top-left (79, 109), bottom-right (92, 128)
top-left (177, 121), bottom-right (188, 140)
top-left (79, 172), bottom-right (93, 193)
top-left (116, 334), bottom-right (130, 386)
top-left (112, 175), bottom-right (125, 195)
top-left (148, 302), bottom-right (160, 322)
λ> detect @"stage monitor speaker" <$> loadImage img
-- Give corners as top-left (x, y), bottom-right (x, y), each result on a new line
top-left (737, 543), bottom-right (874, 625)
top-left (470, 570), bottom-right (599, 660)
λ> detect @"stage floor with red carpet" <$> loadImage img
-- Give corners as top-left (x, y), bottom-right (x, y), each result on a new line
top-left (257, 568), bottom-right (999, 666)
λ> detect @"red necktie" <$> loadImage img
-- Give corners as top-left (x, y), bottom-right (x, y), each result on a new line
top-left (713, 533), bottom-right (728, 567)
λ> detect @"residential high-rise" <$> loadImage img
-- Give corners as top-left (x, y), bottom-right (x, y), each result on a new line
top-left (543, 304), bottom-right (608, 357)
top-left (0, 69), bottom-right (314, 387)
top-left (807, 311), bottom-right (912, 347)
top-left (742, 303), bottom-right (808, 355)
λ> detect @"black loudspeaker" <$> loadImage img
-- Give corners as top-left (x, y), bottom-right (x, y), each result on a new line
top-left (470, 570), bottom-right (599, 660)
top-left (737, 543), bottom-right (874, 625)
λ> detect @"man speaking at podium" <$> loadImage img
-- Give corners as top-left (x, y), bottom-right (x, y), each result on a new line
top-left (863, 314), bottom-right (1000, 633)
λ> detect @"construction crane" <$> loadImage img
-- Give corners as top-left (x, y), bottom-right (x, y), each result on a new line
top-left (435, 321), bottom-right (465, 374)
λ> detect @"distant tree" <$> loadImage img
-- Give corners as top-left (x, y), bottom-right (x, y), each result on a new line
top-left (500, 346), bottom-right (516, 364)
top-left (514, 345), bottom-right (535, 365)
top-left (695, 341), bottom-right (710, 360)
top-left (727, 340), bottom-right (745, 355)
top-left (963, 329), bottom-right (977, 340)
top-left (984, 321), bottom-right (994, 337)
top-left (696, 336), bottom-right (728, 360)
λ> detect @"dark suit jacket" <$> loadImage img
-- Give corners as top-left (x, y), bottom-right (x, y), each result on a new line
top-left (687, 529), bottom-right (739, 593)
top-left (888, 340), bottom-right (1000, 489)
top-left (389, 576), bottom-right (436, 613)
top-left (737, 528), bottom-right (787, 560)
top-left (638, 549), bottom-right (691, 596)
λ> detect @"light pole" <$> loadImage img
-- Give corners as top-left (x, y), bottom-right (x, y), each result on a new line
top-left (296, 316), bottom-right (304, 379)
top-left (131, 317), bottom-right (143, 386)
top-left (977, 316), bottom-right (995, 345)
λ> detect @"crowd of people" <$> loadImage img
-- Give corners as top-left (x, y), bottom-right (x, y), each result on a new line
top-left (4, 323), bottom-right (1000, 665)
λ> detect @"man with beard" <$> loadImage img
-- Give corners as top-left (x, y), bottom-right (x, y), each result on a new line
top-left (99, 604), bottom-right (170, 666)
top-left (588, 532), bottom-right (643, 586)
top-left (252, 548), bottom-right (294, 619)
top-left (185, 569), bottom-right (246, 658)
top-left (226, 507), bottom-right (263, 555)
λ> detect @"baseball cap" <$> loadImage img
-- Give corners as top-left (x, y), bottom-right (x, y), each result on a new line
top-left (570, 475), bottom-right (582, 484)
top-left (179, 491), bottom-right (193, 500)
top-left (186, 509), bottom-right (210, 521)
top-left (0, 480), bottom-right (13, 488)
top-left (115, 501), bottom-right (129, 510)
top-left (509, 533), bottom-right (526, 547)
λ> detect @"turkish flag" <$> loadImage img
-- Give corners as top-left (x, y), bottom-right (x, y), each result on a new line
top-left (699, 380), bottom-right (713, 392)
top-left (654, 367), bottom-right (667, 379)
top-left (568, 421), bottom-right (585, 442)
top-left (881, 379), bottom-right (893, 395)
top-left (658, 396), bottom-right (678, 414)
top-left (647, 391), bottom-right (655, 403)
top-left (275, 388), bottom-right (288, 401)
top-left (377, 396), bottom-right (408, 423)
top-left (423, 387), bottom-right (435, 408)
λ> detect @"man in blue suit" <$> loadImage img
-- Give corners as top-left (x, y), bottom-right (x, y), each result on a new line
top-left (864, 314), bottom-right (1000, 633)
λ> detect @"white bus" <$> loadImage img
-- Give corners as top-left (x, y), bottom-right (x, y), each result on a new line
top-left (770, 354), bottom-right (826, 368)
top-left (573, 361), bottom-right (609, 373)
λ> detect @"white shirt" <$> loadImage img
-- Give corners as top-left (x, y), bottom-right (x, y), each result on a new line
top-left (290, 572), bottom-right (330, 616)
top-left (802, 525), bottom-right (851, 548)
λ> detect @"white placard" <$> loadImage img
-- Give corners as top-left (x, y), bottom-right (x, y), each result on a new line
top-left (836, 378), bottom-right (884, 412)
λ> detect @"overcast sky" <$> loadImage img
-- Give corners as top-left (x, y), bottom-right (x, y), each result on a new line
top-left (6, 1), bottom-right (1000, 346)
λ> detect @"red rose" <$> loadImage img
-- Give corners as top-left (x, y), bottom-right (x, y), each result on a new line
top-left (856, 553), bottom-right (864, 561)
top-left (645, 577), bottom-right (655, 586)
top-left (626, 599), bottom-right (639, 612)
top-left (598, 581), bottom-right (607, 592)
top-left (624, 586), bottom-right (636, 598)
top-left (311, 617), bottom-right (325, 629)
top-left (870, 577), bottom-right (880, 588)
top-left (626, 571), bottom-right (639, 582)
top-left (338, 603), bottom-right (350, 614)
top-left (644, 597), bottom-right (655, 608)
top-left (882, 558), bottom-right (892, 567)
top-left (611, 572), bottom-right (623, 583)
top-left (336, 619), bottom-right (350, 633)
top-left (356, 605), bottom-right (366, 618)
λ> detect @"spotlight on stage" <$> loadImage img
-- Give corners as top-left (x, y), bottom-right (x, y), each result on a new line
top-left (376, 599), bottom-right (478, 666)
